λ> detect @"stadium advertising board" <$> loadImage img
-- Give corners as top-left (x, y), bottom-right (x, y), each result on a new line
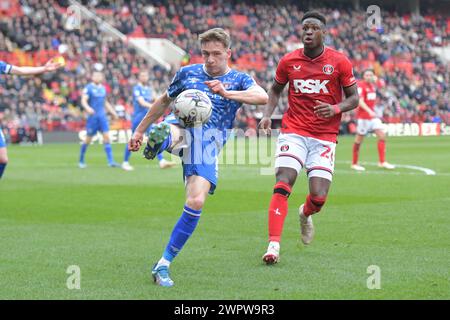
top-left (384, 123), bottom-right (450, 137)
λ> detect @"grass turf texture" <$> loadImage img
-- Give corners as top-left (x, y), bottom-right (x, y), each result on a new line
top-left (0, 135), bottom-right (449, 299)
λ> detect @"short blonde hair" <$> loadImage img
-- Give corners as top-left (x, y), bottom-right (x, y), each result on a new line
top-left (198, 28), bottom-right (231, 49)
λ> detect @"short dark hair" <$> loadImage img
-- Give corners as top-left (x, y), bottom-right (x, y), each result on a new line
top-left (301, 11), bottom-right (326, 25)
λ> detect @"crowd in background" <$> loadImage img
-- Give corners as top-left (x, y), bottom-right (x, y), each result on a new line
top-left (0, 0), bottom-right (449, 141)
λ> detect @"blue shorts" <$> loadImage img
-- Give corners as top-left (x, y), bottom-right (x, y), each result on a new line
top-left (181, 127), bottom-right (221, 195)
top-left (86, 115), bottom-right (109, 136)
top-left (0, 127), bottom-right (6, 148)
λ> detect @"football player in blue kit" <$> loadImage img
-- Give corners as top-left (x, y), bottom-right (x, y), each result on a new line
top-left (0, 58), bottom-right (63, 180)
top-left (121, 70), bottom-right (176, 171)
top-left (128, 28), bottom-right (268, 287)
top-left (78, 70), bottom-right (119, 168)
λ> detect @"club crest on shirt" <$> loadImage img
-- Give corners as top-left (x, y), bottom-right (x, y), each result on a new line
top-left (280, 144), bottom-right (289, 152)
top-left (223, 82), bottom-right (232, 89)
top-left (323, 64), bottom-right (334, 75)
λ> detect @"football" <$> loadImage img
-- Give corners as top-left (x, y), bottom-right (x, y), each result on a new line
top-left (172, 89), bottom-right (213, 127)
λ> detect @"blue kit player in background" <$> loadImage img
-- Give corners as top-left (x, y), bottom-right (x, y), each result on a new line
top-left (128, 28), bottom-right (268, 287)
top-left (79, 70), bottom-right (119, 168)
top-left (0, 58), bottom-right (63, 180)
top-left (121, 70), bottom-right (176, 171)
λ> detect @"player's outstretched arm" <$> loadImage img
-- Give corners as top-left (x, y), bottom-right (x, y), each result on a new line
top-left (204, 80), bottom-right (268, 105)
top-left (128, 92), bottom-right (172, 152)
top-left (314, 83), bottom-right (359, 118)
top-left (258, 81), bottom-right (286, 135)
top-left (10, 58), bottom-right (63, 76)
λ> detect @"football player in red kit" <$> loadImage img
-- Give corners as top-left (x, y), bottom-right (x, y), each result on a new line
top-left (351, 69), bottom-right (395, 171)
top-left (258, 11), bottom-right (360, 264)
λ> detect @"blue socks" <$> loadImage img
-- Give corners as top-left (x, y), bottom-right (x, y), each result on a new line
top-left (123, 144), bottom-right (132, 162)
top-left (104, 143), bottom-right (114, 165)
top-left (0, 163), bottom-right (6, 179)
top-left (80, 142), bottom-right (115, 165)
top-left (163, 205), bottom-right (202, 262)
top-left (79, 143), bottom-right (88, 163)
top-left (157, 153), bottom-right (164, 162)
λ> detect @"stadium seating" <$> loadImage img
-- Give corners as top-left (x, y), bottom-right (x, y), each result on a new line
top-left (0, 0), bottom-right (449, 139)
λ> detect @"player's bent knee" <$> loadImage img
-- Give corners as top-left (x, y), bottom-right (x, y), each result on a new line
top-left (186, 196), bottom-right (205, 211)
top-left (275, 168), bottom-right (298, 186)
top-left (310, 194), bottom-right (327, 211)
top-left (304, 193), bottom-right (328, 216)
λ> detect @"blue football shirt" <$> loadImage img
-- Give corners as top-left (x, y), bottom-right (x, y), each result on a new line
top-left (167, 63), bottom-right (256, 145)
top-left (132, 83), bottom-right (152, 119)
top-left (83, 83), bottom-right (107, 116)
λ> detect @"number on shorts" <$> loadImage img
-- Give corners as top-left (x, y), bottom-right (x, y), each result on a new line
top-left (320, 145), bottom-right (331, 159)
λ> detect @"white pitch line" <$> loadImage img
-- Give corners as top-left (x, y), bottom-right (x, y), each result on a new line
top-left (335, 169), bottom-right (449, 176)
top-left (221, 163), bottom-right (448, 177)
top-left (227, 167), bottom-right (450, 177)
top-left (337, 161), bottom-right (436, 175)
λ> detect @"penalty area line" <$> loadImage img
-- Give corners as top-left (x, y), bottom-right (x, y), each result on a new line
top-left (337, 161), bottom-right (437, 176)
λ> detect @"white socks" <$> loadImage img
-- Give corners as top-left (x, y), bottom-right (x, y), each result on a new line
top-left (157, 257), bottom-right (171, 268)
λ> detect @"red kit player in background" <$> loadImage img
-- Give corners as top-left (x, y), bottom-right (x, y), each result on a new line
top-left (258, 11), bottom-right (360, 264)
top-left (351, 69), bottom-right (395, 171)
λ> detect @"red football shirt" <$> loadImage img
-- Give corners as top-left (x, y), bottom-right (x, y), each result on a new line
top-left (356, 80), bottom-right (377, 120)
top-left (275, 46), bottom-right (356, 142)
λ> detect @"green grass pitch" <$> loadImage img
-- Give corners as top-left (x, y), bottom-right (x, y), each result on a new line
top-left (0, 135), bottom-right (449, 299)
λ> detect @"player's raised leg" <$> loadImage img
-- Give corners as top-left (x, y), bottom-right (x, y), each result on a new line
top-left (128, 128), bottom-right (176, 168)
top-left (150, 123), bottom-right (177, 168)
top-left (143, 123), bottom-right (185, 161)
top-left (351, 133), bottom-right (366, 171)
top-left (375, 129), bottom-right (394, 169)
top-left (152, 175), bottom-right (210, 287)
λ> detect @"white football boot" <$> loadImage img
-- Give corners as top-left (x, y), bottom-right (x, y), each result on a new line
top-left (262, 241), bottom-right (280, 265)
top-left (351, 164), bottom-right (366, 171)
top-left (299, 204), bottom-right (315, 245)
top-left (378, 162), bottom-right (395, 170)
top-left (121, 162), bottom-right (134, 171)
